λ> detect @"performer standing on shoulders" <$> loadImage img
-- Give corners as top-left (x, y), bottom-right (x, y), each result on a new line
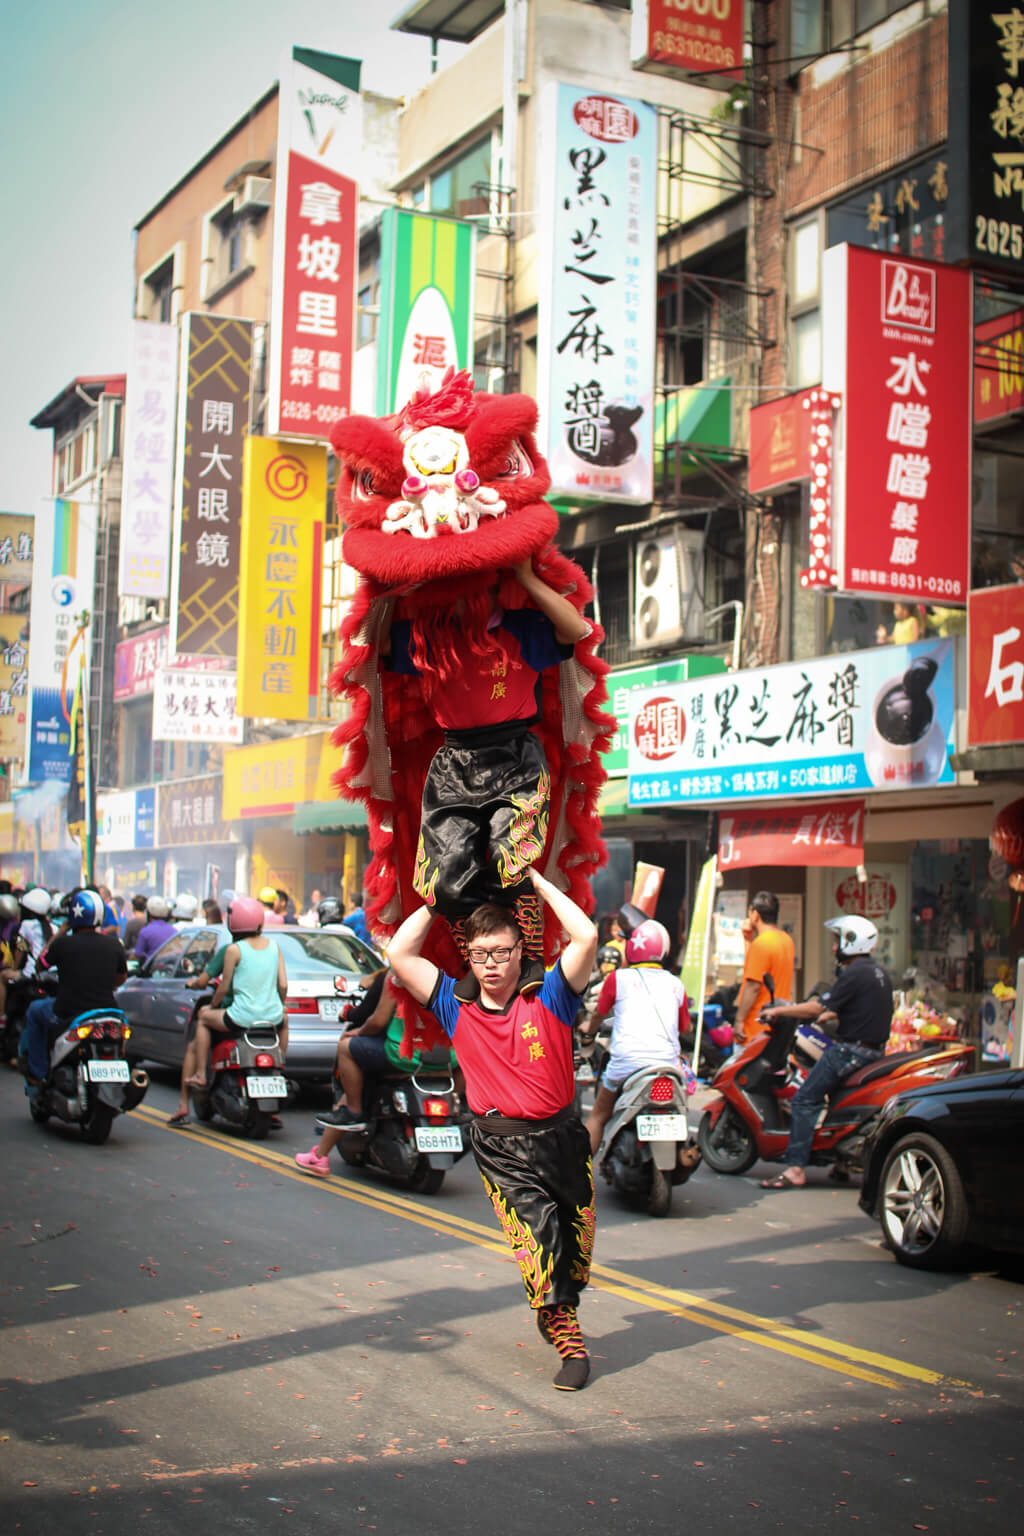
top-left (388, 865), bottom-right (598, 1391)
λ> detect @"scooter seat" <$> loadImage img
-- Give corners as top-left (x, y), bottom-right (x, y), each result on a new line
top-left (842, 1045), bottom-right (939, 1088)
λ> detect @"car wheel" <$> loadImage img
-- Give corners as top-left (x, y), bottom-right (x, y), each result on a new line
top-left (878, 1132), bottom-right (969, 1270)
top-left (697, 1106), bottom-right (758, 1175)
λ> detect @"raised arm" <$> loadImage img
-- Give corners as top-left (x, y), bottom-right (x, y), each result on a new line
top-left (528, 867), bottom-right (597, 993)
top-left (386, 906), bottom-right (440, 1007)
top-left (513, 561), bottom-right (592, 645)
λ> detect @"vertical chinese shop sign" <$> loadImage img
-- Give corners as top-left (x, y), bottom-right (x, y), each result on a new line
top-left (537, 84), bottom-right (657, 504)
top-left (822, 244), bottom-right (971, 605)
top-left (266, 48), bottom-right (362, 440)
top-left (27, 499), bottom-right (96, 784)
top-left (168, 314), bottom-right (253, 661)
top-left (237, 437), bottom-right (327, 721)
top-left (119, 320), bottom-right (178, 598)
top-left (376, 208), bottom-right (476, 414)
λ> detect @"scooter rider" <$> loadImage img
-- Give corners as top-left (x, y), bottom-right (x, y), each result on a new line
top-left (581, 918), bottom-right (690, 1155)
top-left (759, 915), bottom-right (893, 1190)
top-left (20, 890), bottom-right (128, 1088)
top-left (134, 897), bottom-right (176, 964)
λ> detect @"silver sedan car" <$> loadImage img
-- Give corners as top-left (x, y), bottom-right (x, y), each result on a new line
top-left (117, 923), bottom-right (382, 1082)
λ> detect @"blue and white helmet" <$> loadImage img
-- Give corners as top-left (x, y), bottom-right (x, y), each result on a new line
top-left (69, 889), bottom-right (105, 929)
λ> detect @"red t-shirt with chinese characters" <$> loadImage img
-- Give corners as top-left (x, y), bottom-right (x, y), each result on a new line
top-left (388, 610), bottom-right (571, 731)
top-left (428, 962), bottom-right (580, 1117)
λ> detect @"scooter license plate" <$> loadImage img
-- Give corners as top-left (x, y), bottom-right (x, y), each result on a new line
top-left (636, 1113), bottom-right (687, 1141)
top-left (245, 1074), bottom-right (287, 1098)
top-left (414, 1126), bottom-right (463, 1153)
top-left (85, 1060), bottom-right (130, 1083)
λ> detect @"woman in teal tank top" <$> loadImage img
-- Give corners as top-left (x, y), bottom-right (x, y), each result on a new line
top-left (187, 896), bottom-right (288, 1085)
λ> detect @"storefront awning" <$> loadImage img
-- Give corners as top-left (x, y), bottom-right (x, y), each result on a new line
top-left (293, 799), bottom-right (368, 835)
top-left (654, 381), bottom-right (732, 471)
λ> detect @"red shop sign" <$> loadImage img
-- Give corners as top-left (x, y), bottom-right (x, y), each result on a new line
top-left (718, 799), bottom-right (865, 871)
top-left (974, 307), bottom-right (1024, 425)
top-left (748, 388), bottom-right (815, 494)
top-left (270, 152), bottom-right (357, 439)
top-left (824, 244), bottom-right (971, 606)
top-left (633, 0), bottom-right (744, 79)
top-left (968, 583), bottom-right (1024, 747)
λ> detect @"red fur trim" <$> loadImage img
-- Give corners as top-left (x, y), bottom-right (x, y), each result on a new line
top-left (401, 367), bottom-right (476, 431)
top-left (341, 501), bottom-right (558, 587)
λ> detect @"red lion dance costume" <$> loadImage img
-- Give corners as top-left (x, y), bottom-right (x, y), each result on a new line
top-left (329, 371), bottom-right (613, 1055)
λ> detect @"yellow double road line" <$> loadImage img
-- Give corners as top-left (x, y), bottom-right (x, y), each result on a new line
top-left (132, 1101), bottom-right (965, 1393)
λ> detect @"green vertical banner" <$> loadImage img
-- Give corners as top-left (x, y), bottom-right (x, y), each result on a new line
top-left (376, 208), bottom-right (476, 414)
top-left (682, 855), bottom-right (718, 1070)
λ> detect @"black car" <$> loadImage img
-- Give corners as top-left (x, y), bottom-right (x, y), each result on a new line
top-left (859, 1068), bottom-right (1024, 1269)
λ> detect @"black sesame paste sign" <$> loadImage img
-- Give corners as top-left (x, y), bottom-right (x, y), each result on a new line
top-left (947, 0), bottom-right (1024, 274)
top-left (625, 640), bottom-right (956, 807)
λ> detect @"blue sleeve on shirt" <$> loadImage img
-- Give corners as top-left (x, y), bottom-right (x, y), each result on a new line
top-left (385, 621), bottom-right (417, 675)
top-left (502, 609), bottom-right (574, 671)
top-left (538, 960), bottom-right (581, 1027)
top-left (427, 972), bottom-right (460, 1039)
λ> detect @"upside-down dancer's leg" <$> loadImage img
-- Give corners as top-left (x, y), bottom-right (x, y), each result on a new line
top-left (469, 1117), bottom-right (595, 1391)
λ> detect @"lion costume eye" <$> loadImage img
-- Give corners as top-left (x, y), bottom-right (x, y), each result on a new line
top-left (492, 441), bottom-right (533, 479)
top-left (352, 468), bottom-right (379, 501)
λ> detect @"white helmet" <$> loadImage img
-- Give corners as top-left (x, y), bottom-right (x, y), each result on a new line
top-left (49, 891), bottom-right (66, 916)
top-left (21, 887), bottom-right (52, 917)
top-left (173, 892), bottom-right (198, 921)
top-left (146, 896), bottom-right (171, 920)
top-left (824, 914), bottom-right (878, 957)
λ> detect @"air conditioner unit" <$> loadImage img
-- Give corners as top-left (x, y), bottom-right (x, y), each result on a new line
top-left (234, 175), bottom-right (272, 214)
top-left (633, 529), bottom-right (704, 649)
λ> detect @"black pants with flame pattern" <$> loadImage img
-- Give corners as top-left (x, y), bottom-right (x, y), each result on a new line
top-left (413, 720), bottom-right (548, 957)
top-left (469, 1109), bottom-right (595, 1311)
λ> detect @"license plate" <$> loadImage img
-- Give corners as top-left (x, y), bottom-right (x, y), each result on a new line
top-left (414, 1125), bottom-right (463, 1153)
top-left (245, 1074), bottom-right (287, 1098)
top-left (636, 1113), bottom-right (688, 1141)
top-left (86, 1059), bottom-right (130, 1083)
top-left (319, 998), bottom-right (341, 1020)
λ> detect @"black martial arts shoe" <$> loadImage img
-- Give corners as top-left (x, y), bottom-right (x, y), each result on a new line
top-left (453, 972), bottom-right (481, 1003)
top-left (537, 1304), bottom-right (591, 1391)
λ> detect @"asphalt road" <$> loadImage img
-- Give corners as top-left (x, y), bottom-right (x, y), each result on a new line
top-left (2, 1066), bottom-right (1021, 1536)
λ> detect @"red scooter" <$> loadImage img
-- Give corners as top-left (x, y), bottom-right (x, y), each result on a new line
top-left (696, 996), bottom-right (974, 1178)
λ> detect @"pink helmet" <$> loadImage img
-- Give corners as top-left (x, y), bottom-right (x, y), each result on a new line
top-left (625, 919), bottom-right (670, 965)
top-left (227, 895), bottom-right (266, 936)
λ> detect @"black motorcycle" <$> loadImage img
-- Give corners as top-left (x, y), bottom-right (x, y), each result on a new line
top-left (29, 1006), bottom-right (149, 1144)
top-left (334, 1047), bottom-right (468, 1195)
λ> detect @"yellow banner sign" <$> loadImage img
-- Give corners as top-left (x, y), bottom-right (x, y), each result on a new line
top-left (222, 732), bottom-right (322, 820)
top-left (238, 437), bottom-right (327, 720)
top-left (0, 515), bottom-right (34, 587)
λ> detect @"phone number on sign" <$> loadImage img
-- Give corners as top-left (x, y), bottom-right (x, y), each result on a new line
top-left (280, 400), bottom-right (348, 424)
top-left (876, 573), bottom-right (963, 597)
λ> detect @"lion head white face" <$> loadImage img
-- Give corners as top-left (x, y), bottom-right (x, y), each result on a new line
top-left (382, 424), bottom-right (509, 540)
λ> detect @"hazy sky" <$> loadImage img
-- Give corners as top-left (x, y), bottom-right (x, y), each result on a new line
top-left (0, 1), bottom-right (462, 516)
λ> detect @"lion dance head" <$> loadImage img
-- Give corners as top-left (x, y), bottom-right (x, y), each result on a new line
top-left (330, 369), bottom-right (558, 589)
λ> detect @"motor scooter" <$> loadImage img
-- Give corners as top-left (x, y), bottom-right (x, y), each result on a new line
top-left (191, 1022), bottom-right (287, 1139)
top-left (595, 1062), bottom-right (700, 1217)
top-left (28, 1007), bottom-right (150, 1144)
top-left (334, 1043), bottom-right (469, 1194)
top-left (697, 997), bottom-right (973, 1178)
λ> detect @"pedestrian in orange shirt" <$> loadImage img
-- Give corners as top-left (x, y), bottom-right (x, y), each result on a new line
top-left (733, 890), bottom-right (795, 1043)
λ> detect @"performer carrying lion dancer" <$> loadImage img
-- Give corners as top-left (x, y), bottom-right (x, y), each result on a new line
top-left (328, 370), bottom-right (613, 1387)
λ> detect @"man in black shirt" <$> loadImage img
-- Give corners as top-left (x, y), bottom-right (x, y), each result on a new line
top-left (758, 914), bottom-right (893, 1190)
top-left (20, 889), bottom-right (127, 1084)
